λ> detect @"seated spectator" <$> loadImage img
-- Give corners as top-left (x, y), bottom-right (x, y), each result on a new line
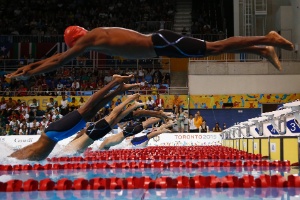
top-left (129, 74), bottom-right (137, 84)
top-left (81, 80), bottom-right (89, 91)
top-left (138, 77), bottom-right (147, 87)
top-left (0, 97), bottom-right (6, 110)
top-left (78, 97), bottom-right (85, 107)
top-left (20, 101), bottom-right (29, 114)
top-left (14, 99), bottom-right (22, 113)
top-left (57, 81), bottom-right (64, 91)
top-left (41, 79), bottom-right (48, 92)
top-left (29, 98), bottom-right (39, 113)
top-left (9, 116), bottom-right (20, 133)
top-left (62, 68), bottom-right (70, 77)
top-left (137, 66), bottom-right (145, 81)
top-left (71, 79), bottom-right (80, 91)
top-left (19, 110), bottom-right (29, 121)
top-left (16, 84), bottom-right (28, 96)
top-left (155, 94), bottom-right (164, 109)
top-left (8, 111), bottom-right (19, 121)
top-left (144, 71), bottom-right (152, 83)
top-left (162, 72), bottom-right (170, 84)
top-left (29, 120), bottom-right (39, 135)
top-left (60, 94), bottom-right (69, 115)
top-left (65, 79), bottom-right (72, 89)
top-left (6, 97), bottom-right (16, 112)
top-left (213, 122), bottom-right (222, 132)
top-left (151, 84), bottom-right (158, 95)
top-left (37, 125), bottom-right (45, 135)
top-left (158, 83), bottom-right (168, 94)
top-left (40, 116), bottom-right (50, 128)
top-left (4, 124), bottom-right (14, 136)
top-left (19, 124), bottom-right (28, 135)
top-left (46, 97), bottom-right (55, 112)
top-left (52, 109), bottom-right (63, 122)
top-left (146, 96), bottom-right (155, 110)
top-left (152, 69), bottom-right (163, 84)
top-left (68, 97), bottom-right (79, 111)
top-left (200, 120), bottom-right (209, 133)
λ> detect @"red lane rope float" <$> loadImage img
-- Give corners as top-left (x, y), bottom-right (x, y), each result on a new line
top-left (73, 146), bottom-right (263, 161)
top-left (2, 174), bottom-right (300, 192)
top-left (0, 160), bottom-right (290, 171)
top-left (47, 152), bottom-right (262, 162)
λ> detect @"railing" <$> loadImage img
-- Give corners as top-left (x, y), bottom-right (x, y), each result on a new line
top-left (0, 57), bottom-right (171, 73)
top-left (0, 87), bottom-right (174, 97)
top-left (190, 51), bottom-right (300, 62)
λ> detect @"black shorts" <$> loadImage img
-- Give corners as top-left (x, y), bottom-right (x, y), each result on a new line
top-left (45, 110), bottom-right (86, 142)
top-left (152, 29), bottom-right (206, 58)
top-left (122, 122), bottom-right (144, 138)
top-left (85, 119), bottom-right (112, 141)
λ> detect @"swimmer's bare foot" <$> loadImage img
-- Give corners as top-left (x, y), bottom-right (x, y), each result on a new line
top-left (134, 101), bottom-right (146, 108)
top-left (112, 74), bottom-right (134, 83)
top-left (159, 121), bottom-right (174, 130)
top-left (127, 93), bottom-right (140, 100)
top-left (120, 83), bottom-right (140, 92)
top-left (266, 31), bottom-right (294, 51)
top-left (157, 127), bottom-right (172, 133)
top-left (159, 111), bottom-right (173, 119)
top-left (262, 46), bottom-right (282, 71)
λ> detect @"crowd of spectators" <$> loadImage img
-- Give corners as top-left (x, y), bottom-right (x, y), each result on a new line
top-left (0, 0), bottom-right (176, 36)
top-left (191, 0), bottom-right (226, 41)
top-left (0, 90), bottom-right (172, 136)
top-left (0, 65), bottom-right (170, 97)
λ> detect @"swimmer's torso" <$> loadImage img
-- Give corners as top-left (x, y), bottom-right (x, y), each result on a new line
top-left (87, 27), bottom-right (157, 59)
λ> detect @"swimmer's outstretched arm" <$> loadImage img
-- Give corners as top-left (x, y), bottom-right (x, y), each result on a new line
top-left (6, 30), bottom-right (104, 79)
top-left (7, 44), bottom-right (87, 79)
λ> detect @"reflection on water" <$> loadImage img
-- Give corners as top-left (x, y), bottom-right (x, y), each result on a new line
top-left (1, 188), bottom-right (300, 200)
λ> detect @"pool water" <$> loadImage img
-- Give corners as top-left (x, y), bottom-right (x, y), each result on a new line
top-left (0, 146), bottom-right (299, 200)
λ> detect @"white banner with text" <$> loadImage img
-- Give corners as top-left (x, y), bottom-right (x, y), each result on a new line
top-left (148, 132), bottom-right (222, 146)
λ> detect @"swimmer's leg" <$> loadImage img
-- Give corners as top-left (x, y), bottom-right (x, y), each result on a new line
top-left (227, 46), bottom-right (282, 71)
top-left (65, 94), bottom-right (142, 153)
top-left (99, 132), bottom-right (125, 150)
top-left (78, 75), bottom-right (133, 121)
top-left (132, 110), bottom-right (172, 120)
top-left (205, 31), bottom-right (293, 57)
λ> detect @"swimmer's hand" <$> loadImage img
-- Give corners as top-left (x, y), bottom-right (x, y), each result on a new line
top-left (5, 65), bottom-right (33, 80)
